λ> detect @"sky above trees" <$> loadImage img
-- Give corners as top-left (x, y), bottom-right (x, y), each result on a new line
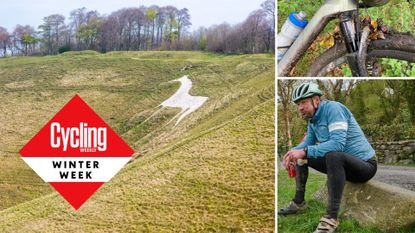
top-left (0, 0), bottom-right (265, 32)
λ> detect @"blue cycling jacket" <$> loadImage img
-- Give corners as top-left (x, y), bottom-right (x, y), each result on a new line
top-left (293, 100), bottom-right (375, 161)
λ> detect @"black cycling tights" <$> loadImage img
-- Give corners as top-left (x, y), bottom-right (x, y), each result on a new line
top-left (294, 151), bottom-right (377, 219)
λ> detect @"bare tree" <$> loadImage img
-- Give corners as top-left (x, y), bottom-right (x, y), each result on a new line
top-left (261, 0), bottom-right (275, 52)
top-left (316, 80), bottom-right (358, 104)
top-left (278, 80), bottom-right (297, 148)
top-left (205, 23), bottom-right (230, 53)
top-left (78, 17), bottom-right (102, 50)
top-left (12, 25), bottom-right (37, 55)
top-left (176, 8), bottom-right (191, 42)
top-left (39, 14), bottom-right (66, 54)
top-left (155, 7), bottom-right (168, 47)
top-left (0, 27), bottom-right (10, 57)
top-left (69, 7), bottom-right (87, 49)
top-left (147, 6), bottom-right (158, 49)
top-left (163, 6), bottom-right (179, 49)
top-left (194, 26), bottom-right (207, 51)
top-left (100, 15), bottom-right (119, 52)
top-left (244, 9), bottom-right (268, 53)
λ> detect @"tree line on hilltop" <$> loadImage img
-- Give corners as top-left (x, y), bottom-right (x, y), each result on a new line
top-left (0, 0), bottom-right (274, 56)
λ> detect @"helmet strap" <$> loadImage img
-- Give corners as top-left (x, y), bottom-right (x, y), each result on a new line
top-left (310, 96), bottom-right (319, 117)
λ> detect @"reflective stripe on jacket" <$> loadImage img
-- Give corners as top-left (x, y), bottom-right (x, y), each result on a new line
top-left (293, 100), bottom-right (375, 161)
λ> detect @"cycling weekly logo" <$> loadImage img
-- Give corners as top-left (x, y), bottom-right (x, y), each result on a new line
top-left (19, 95), bottom-right (134, 210)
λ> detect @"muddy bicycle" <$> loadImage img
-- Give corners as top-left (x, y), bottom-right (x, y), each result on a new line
top-left (277, 0), bottom-right (415, 77)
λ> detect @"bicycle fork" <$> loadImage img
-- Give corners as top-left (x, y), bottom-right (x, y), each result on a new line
top-left (339, 11), bottom-right (374, 77)
top-left (339, 11), bottom-right (365, 76)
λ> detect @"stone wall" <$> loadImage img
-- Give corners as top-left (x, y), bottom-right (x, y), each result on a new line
top-left (371, 140), bottom-right (415, 164)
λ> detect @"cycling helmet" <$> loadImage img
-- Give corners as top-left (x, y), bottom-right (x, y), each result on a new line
top-left (292, 82), bottom-right (323, 103)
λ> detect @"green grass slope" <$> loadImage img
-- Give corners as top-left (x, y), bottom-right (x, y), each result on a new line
top-left (0, 51), bottom-right (274, 232)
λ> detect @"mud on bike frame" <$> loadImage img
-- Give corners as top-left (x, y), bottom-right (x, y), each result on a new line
top-left (278, 0), bottom-right (385, 77)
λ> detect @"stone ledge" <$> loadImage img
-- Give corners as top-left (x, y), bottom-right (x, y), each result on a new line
top-left (314, 180), bottom-right (415, 231)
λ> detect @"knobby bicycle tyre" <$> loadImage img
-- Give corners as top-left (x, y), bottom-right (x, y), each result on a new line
top-left (306, 32), bottom-right (415, 76)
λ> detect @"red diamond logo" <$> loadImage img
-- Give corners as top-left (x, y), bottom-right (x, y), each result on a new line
top-left (19, 94), bottom-right (134, 210)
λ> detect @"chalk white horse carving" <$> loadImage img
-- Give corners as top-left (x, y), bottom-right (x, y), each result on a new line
top-left (159, 76), bottom-right (208, 125)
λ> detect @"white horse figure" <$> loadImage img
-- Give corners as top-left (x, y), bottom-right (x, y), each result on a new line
top-left (160, 76), bottom-right (208, 126)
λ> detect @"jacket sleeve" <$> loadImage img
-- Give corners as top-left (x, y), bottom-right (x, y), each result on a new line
top-left (292, 123), bottom-right (316, 150)
top-left (307, 103), bottom-right (349, 158)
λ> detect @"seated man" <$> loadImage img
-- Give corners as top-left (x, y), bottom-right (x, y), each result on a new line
top-left (278, 82), bottom-right (377, 233)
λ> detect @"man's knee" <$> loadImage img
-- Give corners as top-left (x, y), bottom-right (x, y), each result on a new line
top-left (296, 163), bottom-right (308, 174)
top-left (325, 151), bottom-right (344, 165)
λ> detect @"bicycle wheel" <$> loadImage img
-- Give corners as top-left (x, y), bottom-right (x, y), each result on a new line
top-left (306, 32), bottom-right (415, 77)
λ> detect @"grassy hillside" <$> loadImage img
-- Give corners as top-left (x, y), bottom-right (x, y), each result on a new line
top-left (0, 51), bottom-right (275, 232)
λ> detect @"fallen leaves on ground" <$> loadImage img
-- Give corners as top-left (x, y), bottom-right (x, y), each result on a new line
top-left (319, 33), bottom-right (335, 49)
top-left (362, 16), bottom-right (389, 40)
